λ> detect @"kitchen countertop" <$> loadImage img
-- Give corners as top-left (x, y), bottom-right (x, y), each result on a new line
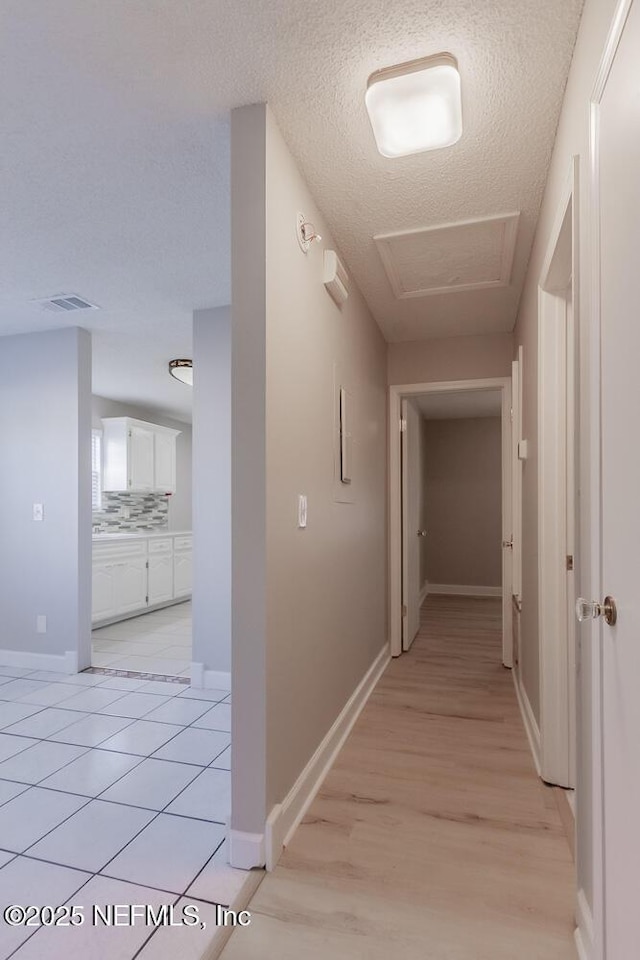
top-left (92, 530), bottom-right (192, 542)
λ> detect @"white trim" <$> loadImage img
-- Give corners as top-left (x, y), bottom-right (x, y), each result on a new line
top-left (537, 156), bottom-right (579, 790)
top-left (419, 580), bottom-right (430, 605)
top-left (512, 668), bottom-right (541, 777)
top-left (265, 643), bottom-right (390, 871)
top-left (575, 888), bottom-right (594, 960)
top-left (0, 649), bottom-right (78, 674)
top-left (389, 377), bottom-right (512, 664)
top-left (190, 663), bottom-right (231, 691)
top-left (427, 584), bottom-right (502, 598)
top-left (227, 829), bottom-right (265, 870)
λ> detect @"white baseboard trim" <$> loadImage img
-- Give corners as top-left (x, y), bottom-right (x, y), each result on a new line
top-left (227, 829), bottom-right (265, 870)
top-left (0, 649), bottom-right (78, 674)
top-left (512, 668), bottom-right (541, 776)
top-left (419, 580), bottom-right (430, 605)
top-left (428, 583), bottom-right (503, 598)
top-left (191, 663), bottom-right (231, 691)
top-left (574, 888), bottom-right (594, 960)
top-left (264, 643), bottom-right (390, 871)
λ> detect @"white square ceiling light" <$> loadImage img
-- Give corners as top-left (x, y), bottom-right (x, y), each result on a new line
top-left (365, 53), bottom-right (462, 158)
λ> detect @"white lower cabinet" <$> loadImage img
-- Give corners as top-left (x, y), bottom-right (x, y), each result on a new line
top-left (92, 533), bottom-right (191, 624)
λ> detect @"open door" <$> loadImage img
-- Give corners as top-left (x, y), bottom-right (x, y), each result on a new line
top-left (401, 398), bottom-right (421, 651)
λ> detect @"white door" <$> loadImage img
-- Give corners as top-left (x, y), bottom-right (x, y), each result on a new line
top-left (128, 425), bottom-right (155, 491)
top-left (92, 562), bottom-right (116, 622)
top-left (592, 5), bottom-right (640, 952)
top-left (148, 554), bottom-right (173, 605)
top-left (401, 399), bottom-right (421, 650)
top-left (154, 432), bottom-right (176, 493)
top-left (114, 558), bottom-right (148, 614)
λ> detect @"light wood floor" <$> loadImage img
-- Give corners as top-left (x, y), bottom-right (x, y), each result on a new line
top-left (221, 596), bottom-right (576, 959)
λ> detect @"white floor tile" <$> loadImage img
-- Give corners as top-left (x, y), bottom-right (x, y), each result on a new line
top-left (165, 768), bottom-right (230, 823)
top-left (139, 680), bottom-right (185, 696)
top-left (0, 850), bottom-right (14, 867)
top-left (103, 813), bottom-right (225, 894)
top-left (143, 697), bottom-right (211, 726)
top-left (136, 898), bottom-right (227, 960)
top-left (26, 671), bottom-right (103, 686)
top-left (209, 745), bottom-right (231, 771)
top-left (10, 874), bottom-right (173, 960)
top-left (0, 779), bottom-right (29, 806)
top-left (90, 652), bottom-right (124, 667)
top-left (18, 682), bottom-right (83, 707)
top-left (0, 679), bottom-right (47, 701)
top-left (56, 687), bottom-right (128, 713)
top-left (48, 713), bottom-right (134, 747)
top-left (98, 720), bottom-right (183, 758)
top-left (0, 786), bottom-right (87, 852)
top-left (95, 675), bottom-right (149, 692)
top-left (101, 758), bottom-right (201, 810)
top-left (192, 702), bottom-right (232, 732)
top-left (42, 749), bottom-right (143, 797)
top-left (153, 728), bottom-right (230, 767)
top-left (0, 733), bottom-right (39, 762)
top-left (0, 667), bottom-right (34, 679)
top-left (0, 856), bottom-right (91, 957)
top-left (27, 799), bottom-right (155, 872)
top-left (0, 702), bottom-right (42, 731)
top-left (186, 841), bottom-right (250, 906)
top-left (99, 692), bottom-right (172, 719)
top-left (109, 656), bottom-right (188, 675)
top-left (4, 707), bottom-right (89, 740)
top-left (177, 687), bottom-right (229, 703)
top-left (0, 740), bottom-right (87, 785)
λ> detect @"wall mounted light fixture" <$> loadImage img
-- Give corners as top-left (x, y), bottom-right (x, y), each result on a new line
top-left (168, 359), bottom-right (193, 386)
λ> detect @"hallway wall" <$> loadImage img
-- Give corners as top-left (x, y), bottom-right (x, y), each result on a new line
top-left (388, 332), bottom-right (513, 385)
top-left (231, 104), bottom-right (387, 852)
top-left (422, 417), bottom-right (502, 590)
top-left (514, 0), bottom-right (619, 921)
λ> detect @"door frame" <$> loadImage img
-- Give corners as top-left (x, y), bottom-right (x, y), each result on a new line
top-left (389, 377), bottom-right (512, 661)
top-left (584, 2), bottom-right (634, 954)
top-left (537, 156), bottom-right (579, 789)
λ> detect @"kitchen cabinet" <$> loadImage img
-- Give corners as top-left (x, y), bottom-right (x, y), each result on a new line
top-left (102, 417), bottom-right (180, 494)
top-left (148, 539), bottom-right (174, 605)
top-left (173, 536), bottom-right (193, 598)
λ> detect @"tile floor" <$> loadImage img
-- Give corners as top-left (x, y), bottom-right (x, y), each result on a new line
top-left (91, 602), bottom-right (192, 678)
top-left (0, 663), bottom-right (250, 959)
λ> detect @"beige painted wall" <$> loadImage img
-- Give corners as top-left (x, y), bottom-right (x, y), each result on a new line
top-left (231, 104), bottom-right (387, 840)
top-left (421, 418), bottom-right (502, 589)
top-left (388, 332), bottom-right (513, 385)
top-left (513, 0), bottom-right (619, 914)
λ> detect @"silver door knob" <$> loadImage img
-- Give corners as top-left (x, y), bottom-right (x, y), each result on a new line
top-left (417, 530), bottom-right (427, 537)
top-left (576, 596), bottom-right (617, 626)
top-left (502, 539), bottom-right (513, 549)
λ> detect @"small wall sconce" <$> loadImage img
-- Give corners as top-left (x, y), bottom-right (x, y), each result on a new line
top-left (296, 212), bottom-right (322, 253)
top-left (323, 250), bottom-right (349, 306)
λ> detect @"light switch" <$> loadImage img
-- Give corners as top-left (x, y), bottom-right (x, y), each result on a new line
top-left (298, 494), bottom-right (308, 529)
top-left (36, 615), bottom-right (47, 634)
top-left (33, 503), bottom-right (44, 521)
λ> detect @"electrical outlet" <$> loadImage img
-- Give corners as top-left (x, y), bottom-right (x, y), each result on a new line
top-left (121, 505), bottom-right (131, 520)
top-left (36, 615), bottom-right (47, 634)
top-left (33, 503), bottom-right (44, 521)
top-left (298, 494), bottom-right (308, 529)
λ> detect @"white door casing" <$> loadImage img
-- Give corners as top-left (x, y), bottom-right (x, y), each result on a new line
top-left (590, 2), bottom-right (639, 953)
top-left (401, 398), bottom-right (421, 651)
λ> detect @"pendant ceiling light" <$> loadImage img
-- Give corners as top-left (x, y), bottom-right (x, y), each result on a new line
top-left (168, 359), bottom-right (193, 386)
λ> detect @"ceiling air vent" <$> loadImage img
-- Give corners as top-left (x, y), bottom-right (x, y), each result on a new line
top-left (33, 294), bottom-right (100, 313)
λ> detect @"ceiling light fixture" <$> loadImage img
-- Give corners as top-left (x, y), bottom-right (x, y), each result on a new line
top-left (365, 53), bottom-right (462, 158)
top-left (168, 359), bottom-right (193, 386)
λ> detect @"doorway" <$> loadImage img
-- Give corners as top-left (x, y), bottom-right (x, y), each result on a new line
top-left (390, 377), bottom-right (513, 663)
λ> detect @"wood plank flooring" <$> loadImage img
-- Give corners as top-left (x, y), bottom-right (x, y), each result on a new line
top-left (220, 595), bottom-right (576, 959)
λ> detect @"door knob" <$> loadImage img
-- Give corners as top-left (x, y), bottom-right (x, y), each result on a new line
top-left (417, 530), bottom-right (427, 537)
top-left (502, 539), bottom-right (513, 549)
top-left (576, 596), bottom-right (617, 626)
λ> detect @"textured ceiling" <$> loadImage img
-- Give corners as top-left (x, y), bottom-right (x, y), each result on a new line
top-left (415, 389), bottom-right (502, 420)
top-left (0, 0), bottom-right (583, 417)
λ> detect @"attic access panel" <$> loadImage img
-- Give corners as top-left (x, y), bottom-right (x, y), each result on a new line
top-left (374, 212), bottom-right (520, 299)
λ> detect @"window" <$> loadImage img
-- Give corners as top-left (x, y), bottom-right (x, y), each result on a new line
top-left (92, 430), bottom-right (102, 510)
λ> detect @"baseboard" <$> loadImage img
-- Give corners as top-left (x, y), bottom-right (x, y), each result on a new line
top-left (0, 648), bottom-right (78, 674)
top-left (191, 663), bottom-right (231, 691)
top-left (419, 580), bottom-right (430, 605)
top-left (428, 583), bottom-right (503, 598)
top-left (227, 829), bottom-right (265, 870)
top-left (264, 643), bottom-right (390, 871)
top-left (574, 888), bottom-right (594, 960)
top-left (92, 595), bottom-right (191, 629)
top-left (202, 865), bottom-right (264, 959)
top-left (512, 668), bottom-right (541, 776)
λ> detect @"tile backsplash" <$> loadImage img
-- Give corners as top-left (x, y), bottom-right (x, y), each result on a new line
top-left (92, 491), bottom-right (169, 532)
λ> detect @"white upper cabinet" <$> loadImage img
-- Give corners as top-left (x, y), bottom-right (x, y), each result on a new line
top-left (102, 417), bottom-right (180, 494)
